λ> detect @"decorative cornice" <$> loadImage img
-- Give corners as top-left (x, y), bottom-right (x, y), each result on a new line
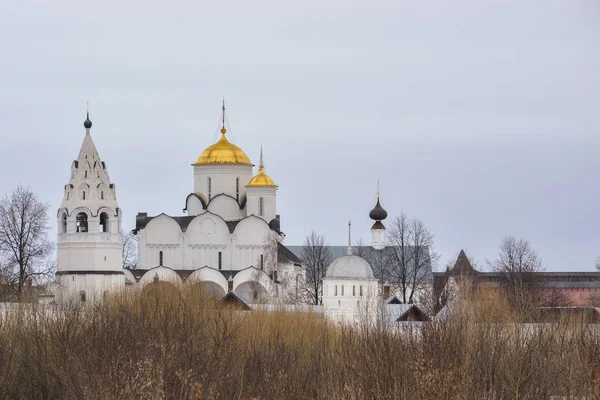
top-left (57, 242), bottom-right (122, 249)
top-left (237, 244), bottom-right (267, 250)
top-left (193, 164), bottom-right (252, 173)
top-left (188, 244), bottom-right (227, 249)
top-left (147, 243), bottom-right (180, 249)
top-left (56, 270), bottom-right (125, 276)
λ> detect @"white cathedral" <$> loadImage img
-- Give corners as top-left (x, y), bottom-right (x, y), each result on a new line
top-left (55, 104), bottom-right (406, 324)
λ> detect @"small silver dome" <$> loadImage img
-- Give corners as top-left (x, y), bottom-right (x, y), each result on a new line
top-left (326, 255), bottom-right (374, 279)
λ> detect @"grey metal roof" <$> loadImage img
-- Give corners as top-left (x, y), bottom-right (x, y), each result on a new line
top-left (287, 245), bottom-right (433, 283)
top-left (277, 243), bottom-right (302, 264)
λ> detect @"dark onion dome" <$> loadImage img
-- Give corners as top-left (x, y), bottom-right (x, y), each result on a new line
top-left (371, 220), bottom-right (386, 230)
top-left (84, 112), bottom-right (92, 129)
top-left (369, 198), bottom-right (388, 221)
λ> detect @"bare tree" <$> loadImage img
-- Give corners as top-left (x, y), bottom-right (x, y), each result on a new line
top-left (299, 231), bottom-right (332, 305)
top-left (0, 186), bottom-right (54, 300)
top-left (488, 236), bottom-right (544, 312)
top-left (386, 213), bottom-right (438, 304)
top-left (542, 287), bottom-right (571, 307)
top-left (122, 231), bottom-right (138, 269)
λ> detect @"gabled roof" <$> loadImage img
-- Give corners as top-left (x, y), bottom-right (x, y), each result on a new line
top-left (220, 290), bottom-right (252, 310)
top-left (385, 295), bottom-right (403, 304)
top-left (384, 303), bottom-right (430, 323)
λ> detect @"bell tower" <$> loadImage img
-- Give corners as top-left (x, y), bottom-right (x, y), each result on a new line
top-left (56, 107), bottom-right (124, 302)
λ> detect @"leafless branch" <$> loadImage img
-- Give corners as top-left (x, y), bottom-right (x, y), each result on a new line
top-left (298, 231), bottom-right (332, 305)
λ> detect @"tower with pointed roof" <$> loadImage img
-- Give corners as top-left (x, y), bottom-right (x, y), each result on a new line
top-left (56, 109), bottom-right (124, 302)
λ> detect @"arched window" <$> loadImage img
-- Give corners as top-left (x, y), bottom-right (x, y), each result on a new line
top-left (101, 191), bottom-right (104, 200)
top-left (334, 285), bottom-right (338, 296)
top-left (353, 285), bottom-right (356, 296)
top-left (218, 251), bottom-right (222, 270)
top-left (259, 197), bottom-right (264, 216)
top-left (341, 285), bottom-right (344, 296)
top-left (360, 286), bottom-right (363, 296)
top-left (76, 212), bottom-right (88, 233)
top-left (207, 177), bottom-right (212, 201)
top-left (99, 212), bottom-right (109, 233)
top-left (159, 251), bottom-right (163, 266)
top-left (61, 213), bottom-right (67, 233)
top-left (236, 177), bottom-right (240, 201)
top-left (260, 254), bottom-right (264, 270)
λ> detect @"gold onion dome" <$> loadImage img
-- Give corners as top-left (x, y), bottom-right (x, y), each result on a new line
top-left (247, 147), bottom-right (277, 187)
top-left (247, 164), bottom-right (277, 187)
top-left (193, 127), bottom-right (253, 166)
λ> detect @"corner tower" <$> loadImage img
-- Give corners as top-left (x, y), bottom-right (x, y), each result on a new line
top-left (56, 109), bottom-right (124, 302)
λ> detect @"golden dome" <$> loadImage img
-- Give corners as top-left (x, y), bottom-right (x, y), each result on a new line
top-left (247, 164), bottom-right (277, 187)
top-left (193, 128), bottom-right (253, 166)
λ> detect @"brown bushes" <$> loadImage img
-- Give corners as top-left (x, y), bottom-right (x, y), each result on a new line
top-left (0, 290), bottom-right (599, 399)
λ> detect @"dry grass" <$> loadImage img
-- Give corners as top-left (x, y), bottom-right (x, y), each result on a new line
top-left (1, 289), bottom-right (599, 399)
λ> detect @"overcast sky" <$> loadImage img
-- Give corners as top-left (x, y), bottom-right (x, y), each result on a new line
top-left (1, 0), bottom-right (598, 271)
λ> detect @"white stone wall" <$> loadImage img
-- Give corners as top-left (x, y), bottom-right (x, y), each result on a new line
top-left (371, 228), bottom-right (386, 250)
top-left (137, 213), bottom-right (274, 271)
top-left (246, 186), bottom-right (277, 223)
top-left (323, 278), bottom-right (380, 325)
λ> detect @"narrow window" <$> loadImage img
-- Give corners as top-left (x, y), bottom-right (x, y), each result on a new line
top-left (84, 170), bottom-right (88, 178)
top-left (80, 291), bottom-right (86, 302)
top-left (236, 177), bottom-right (240, 201)
top-left (218, 251), bottom-right (222, 270)
top-left (99, 212), bottom-right (109, 233)
top-left (61, 213), bottom-right (67, 233)
top-left (82, 191), bottom-right (86, 200)
top-left (259, 197), bottom-right (264, 216)
top-left (208, 177), bottom-right (212, 201)
top-left (101, 191), bottom-right (104, 200)
top-left (360, 285), bottom-right (363, 296)
top-left (341, 285), bottom-right (344, 296)
top-left (334, 285), bottom-right (338, 296)
top-left (159, 251), bottom-right (163, 266)
top-left (353, 285), bottom-right (356, 296)
top-left (76, 212), bottom-right (88, 233)
top-left (260, 254), bottom-right (264, 270)
top-left (66, 192), bottom-right (69, 200)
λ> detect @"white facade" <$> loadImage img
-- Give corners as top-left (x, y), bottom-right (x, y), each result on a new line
top-left (56, 114), bottom-right (125, 302)
top-left (323, 245), bottom-right (380, 325)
